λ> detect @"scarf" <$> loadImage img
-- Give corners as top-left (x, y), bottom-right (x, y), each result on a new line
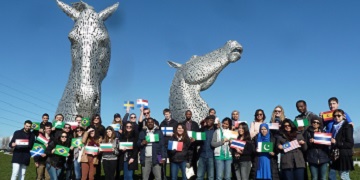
top-left (256, 124), bottom-right (271, 179)
top-left (332, 120), bottom-right (345, 138)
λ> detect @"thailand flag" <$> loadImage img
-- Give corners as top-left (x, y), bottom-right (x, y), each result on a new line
top-left (137, 99), bottom-right (149, 108)
top-left (230, 140), bottom-right (246, 150)
top-left (161, 127), bottom-right (173, 136)
top-left (283, 140), bottom-right (300, 153)
top-left (314, 132), bottom-right (331, 145)
top-left (168, 141), bottom-right (183, 151)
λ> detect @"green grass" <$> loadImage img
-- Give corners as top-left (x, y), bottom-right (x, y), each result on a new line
top-left (1, 152), bottom-right (359, 180)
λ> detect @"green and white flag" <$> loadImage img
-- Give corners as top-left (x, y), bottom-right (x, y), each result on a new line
top-left (257, 142), bottom-right (273, 153)
top-left (145, 134), bottom-right (159, 142)
top-left (294, 119), bottom-right (309, 127)
top-left (119, 142), bottom-right (133, 149)
top-left (187, 131), bottom-right (206, 140)
top-left (53, 121), bottom-right (65, 129)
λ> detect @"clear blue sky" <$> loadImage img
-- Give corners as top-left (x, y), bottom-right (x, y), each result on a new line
top-left (1, 1), bottom-right (360, 142)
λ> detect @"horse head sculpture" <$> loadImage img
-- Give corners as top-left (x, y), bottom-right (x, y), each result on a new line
top-left (168, 40), bottom-right (243, 123)
top-left (55, 0), bottom-right (119, 121)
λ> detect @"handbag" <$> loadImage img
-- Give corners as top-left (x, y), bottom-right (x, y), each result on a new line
top-left (185, 166), bottom-right (195, 179)
top-left (331, 148), bottom-right (340, 161)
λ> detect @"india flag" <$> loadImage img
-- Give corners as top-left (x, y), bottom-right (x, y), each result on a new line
top-left (168, 141), bottom-right (183, 151)
top-left (100, 143), bottom-right (113, 152)
top-left (119, 142), bottom-right (133, 150)
top-left (314, 132), bottom-right (331, 145)
top-left (223, 130), bottom-right (238, 140)
top-left (294, 119), bottom-right (309, 127)
top-left (257, 142), bottom-right (273, 153)
top-left (85, 146), bottom-right (99, 155)
top-left (16, 139), bottom-right (29, 146)
top-left (145, 134), bottom-right (159, 142)
top-left (67, 122), bottom-right (79, 130)
top-left (37, 134), bottom-right (49, 145)
top-left (187, 131), bottom-right (206, 141)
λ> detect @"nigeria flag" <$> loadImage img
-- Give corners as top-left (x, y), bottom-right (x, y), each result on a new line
top-left (257, 142), bottom-right (273, 152)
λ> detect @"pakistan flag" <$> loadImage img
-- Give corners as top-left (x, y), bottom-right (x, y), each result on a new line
top-left (257, 142), bottom-right (273, 152)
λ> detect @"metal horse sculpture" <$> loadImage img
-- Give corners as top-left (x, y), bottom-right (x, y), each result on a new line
top-left (168, 40), bottom-right (243, 123)
top-left (55, 0), bottom-right (119, 121)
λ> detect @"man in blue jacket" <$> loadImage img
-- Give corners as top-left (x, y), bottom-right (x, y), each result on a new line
top-left (9, 120), bottom-right (36, 180)
top-left (137, 118), bottom-right (166, 180)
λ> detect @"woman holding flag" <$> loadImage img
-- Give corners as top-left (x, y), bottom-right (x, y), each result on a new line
top-left (45, 131), bottom-right (71, 180)
top-left (231, 122), bottom-right (254, 180)
top-left (249, 109), bottom-right (266, 139)
top-left (80, 126), bottom-right (102, 180)
top-left (101, 126), bottom-right (119, 180)
top-left (304, 118), bottom-right (330, 180)
top-left (211, 117), bottom-right (233, 180)
top-left (168, 124), bottom-right (192, 180)
top-left (330, 109), bottom-right (354, 179)
top-left (118, 122), bottom-right (139, 180)
top-left (277, 119), bottom-right (307, 180)
top-left (251, 123), bottom-right (280, 180)
top-left (72, 126), bottom-right (85, 180)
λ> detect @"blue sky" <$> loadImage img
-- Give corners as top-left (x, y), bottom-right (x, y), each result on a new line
top-left (1, 0), bottom-right (360, 141)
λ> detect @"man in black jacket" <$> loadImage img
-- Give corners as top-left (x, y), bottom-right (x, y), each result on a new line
top-left (33, 113), bottom-right (52, 137)
top-left (138, 107), bottom-right (160, 131)
top-left (9, 120), bottom-right (36, 180)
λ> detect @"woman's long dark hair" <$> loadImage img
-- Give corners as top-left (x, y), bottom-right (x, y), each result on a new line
top-left (280, 119), bottom-right (297, 140)
top-left (222, 117), bottom-right (232, 130)
top-left (123, 122), bottom-right (135, 139)
top-left (87, 125), bottom-right (100, 141)
top-left (57, 131), bottom-right (71, 146)
top-left (238, 122), bottom-right (251, 141)
top-left (104, 126), bottom-right (116, 143)
top-left (173, 124), bottom-right (190, 144)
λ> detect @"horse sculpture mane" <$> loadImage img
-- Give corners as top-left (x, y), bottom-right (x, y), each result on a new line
top-left (55, 0), bottom-right (118, 122)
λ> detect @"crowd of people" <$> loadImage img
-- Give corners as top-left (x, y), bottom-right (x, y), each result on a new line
top-left (8, 97), bottom-right (355, 180)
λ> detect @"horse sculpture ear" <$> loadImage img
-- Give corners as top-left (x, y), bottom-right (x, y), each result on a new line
top-left (167, 61), bottom-right (182, 69)
top-left (99, 2), bottom-right (119, 21)
top-left (56, 0), bottom-right (80, 21)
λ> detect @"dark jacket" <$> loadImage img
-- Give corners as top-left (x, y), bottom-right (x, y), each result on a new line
top-left (181, 119), bottom-right (200, 166)
top-left (34, 132), bottom-right (51, 163)
top-left (251, 134), bottom-right (280, 180)
top-left (277, 131), bottom-right (307, 169)
top-left (198, 127), bottom-right (215, 158)
top-left (33, 121), bottom-right (52, 137)
top-left (119, 130), bottom-right (139, 170)
top-left (295, 111), bottom-right (320, 130)
top-left (168, 135), bottom-right (192, 163)
top-left (9, 129), bottom-right (36, 166)
top-left (138, 118), bottom-right (160, 132)
top-left (304, 126), bottom-right (330, 165)
top-left (331, 121), bottom-right (354, 171)
top-left (137, 128), bottom-right (166, 165)
top-left (231, 140), bottom-right (255, 162)
top-left (94, 124), bottom-right (106, 138)
top-left (160, 118), bottom-right (178, 147)
top-left (45, 140), bottom-right (70, 168)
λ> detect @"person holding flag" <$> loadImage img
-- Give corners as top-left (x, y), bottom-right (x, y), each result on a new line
top-left (101, 126), bottom-right (119, 180)
top-left (249, 109), bottom-right (266, 139)
top-left (112, 113), bottom-right (123, 138)
top-left (80, 126), bottom-right (102, 180)
top-left (277, 119), bottom-right (307, 180)
top-left (211, 117), bottom-right (233, 180)
top-left (45, 131), bottom-right (71, 180)
top-left (168, 124), bottom-right (192, 180)
top-left (270, 105), bottom-right (286, 126)
top-left (34, 123), bottom-right (52, 180)
top-left (122, 106), bottom-right (139, 134)
top-left (230, 110), bottom-right (240, 130)
top-left (231, 122), bottom-right (254, 180)
top-left (138, 107), bottom-right (160, 131)
top-left (72, 126), bottom-right (85, 180)
top-left (33, 113), bottom-right (52, 137)
top-left (51, 114), bottom-right (65, 140)
top-left (251, 123), bottom-right (280, 180)
top-left (304, 118), bottom-right (330, 180)
top-left (89, 114), bottom-right (105, 179)
top-left (137, 118), bottom-right (166, 180)
top-left (9, 120), bottom-right (36, 180)
top-left (118, 122), bottom-right (139, 180)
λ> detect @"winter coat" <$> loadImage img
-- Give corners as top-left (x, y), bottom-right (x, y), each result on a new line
top-left (168, 135), bottom-right (192, 163)
top-left (119, 131), bottom-right (139, 170)
top-left (9, 129), bottom-right (36, 166)
top-left (45, 140), bottom-right (70, 168)
top-left (160, 118), bottom-right (178, 147)
top-left (80, 131), bottom-right (102, 165)
top-left (277, 131), bottom-right (307, 169)
top-left (231, 140), bottom-right (255, 162)
top-left (331, 121), bottom-right (354, 171)
top-left (304, 127), bottom-right (330, 165)
top-left (137, 128), bottom-right (166, 165)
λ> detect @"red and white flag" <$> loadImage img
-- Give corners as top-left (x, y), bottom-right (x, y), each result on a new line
top-left (268, 123), bottom-right (279, 130)
top-left (67, 122), bottom-right (79, 130)
top-left (16, 139), bottom-right (29, 146)
top-left (314, 132), bottom-right (331, 145)
top-left (282, 140), bottom-right (300, 153)
top-left (137, 99), bottom-right (149, 107)
top-left (230, 140), bottom-right (246, 150)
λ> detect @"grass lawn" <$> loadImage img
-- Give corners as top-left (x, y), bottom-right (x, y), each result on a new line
top-left (0, 152), bottom-right (359, 179)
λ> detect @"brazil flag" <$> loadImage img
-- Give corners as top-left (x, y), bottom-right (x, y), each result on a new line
top-left (54, 145), bottom-right (70, 157)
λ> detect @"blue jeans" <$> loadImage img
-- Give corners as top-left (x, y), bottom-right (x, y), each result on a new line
top-left (328, 168), bottom-right (336, 180)
top-left (339, 171), bottom-right (350, 180)
top-left (309, 163), bottom-right (328, 180)
top-left (171, 162), bottom-right (186, 180)
top-left (215, 159), bottom-right (232, 180)
top-left (282, 168), bottom-right (304, 180)
top-left (196, 157), bottom-right (214, 180)
top-left (46, 163), bottom-right (62, 180)
top-left (64, 162), bottom-right (72, 180)
top-left (123, 161), bottom-right (133, 180)
top-left (73, 160), bottom-right (81, 180)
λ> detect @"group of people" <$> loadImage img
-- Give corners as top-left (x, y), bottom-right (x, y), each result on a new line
top-left (8, 96), bottom-right (354, 180)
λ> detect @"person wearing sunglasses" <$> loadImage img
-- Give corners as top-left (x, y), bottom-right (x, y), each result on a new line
top-left (270, 105), bottom-right (286, 125)
top-left (72, 126), bottom-right (85, 180)
top-left (277, 119), bottom-right (307, 180)
top-left (138, 107), bottom-right (160, 131)
top-left (329, 109), bottom-right (354, 180)
top-left (81, 126), bottom-right (102, 180)
top-left (121, 106), bottom-right (139, 134)
top-left (304, 118), bottom-right (329, 180)
top-left (250, 109), bottom-right (266, 139)
top-left (118, 122), bottom-right (139, 180)
top-left (45, 132), bottom-right (71, 180)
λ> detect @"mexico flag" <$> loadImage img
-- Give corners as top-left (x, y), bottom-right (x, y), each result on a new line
top-left (145, 134), bottom-right (159, 142)
top-left (119, 142), bottom-right (133, 149)
top-left (36, 134), bottom-right (49, 145)
top-left (257, 142), bottom-right (273, 153)
top-left (168, 141), bottom-right (183, 151)
top-left (100, 143), bottom-right (113, 152)
top-left (85, 146), bottom-right (99, 155)
top-left (187, 131), bottom-right (206, 141)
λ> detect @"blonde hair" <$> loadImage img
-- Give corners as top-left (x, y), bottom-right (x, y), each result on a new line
top-left (270, 105), bottom-right (285, 123)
